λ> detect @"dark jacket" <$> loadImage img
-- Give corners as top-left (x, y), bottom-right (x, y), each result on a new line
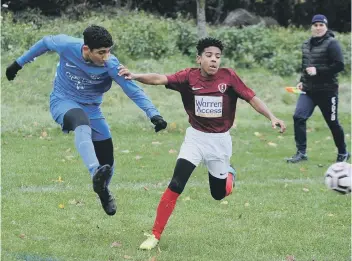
top-left (300, 30), bottom-right (344, 92)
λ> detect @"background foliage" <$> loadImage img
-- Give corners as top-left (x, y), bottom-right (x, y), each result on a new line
top-left (1, 10), bottom-right (350, 77)
top-left (2, 0), bottom-right (351, 32)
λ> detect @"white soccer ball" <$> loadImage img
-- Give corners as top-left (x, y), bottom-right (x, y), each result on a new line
top-left (324, 162), bottom-right (351, 194)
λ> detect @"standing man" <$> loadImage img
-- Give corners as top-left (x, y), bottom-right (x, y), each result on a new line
top-left (5, 25), bottom-right (167, 216)
top-left (119, 37), bottom-right (286, 250)
top-left (286, 14), bottom-right (350, 163)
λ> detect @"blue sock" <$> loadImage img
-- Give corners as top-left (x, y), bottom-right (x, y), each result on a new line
top-left (74, 125), bottom-right (100, 177)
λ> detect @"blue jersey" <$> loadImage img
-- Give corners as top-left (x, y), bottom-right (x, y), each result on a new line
top-left (16, 34), bottom-right (159, 118)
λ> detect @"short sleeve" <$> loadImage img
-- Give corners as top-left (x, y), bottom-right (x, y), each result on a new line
top-left (229, 69), bottom-right (255, 101)
top-left (165, 68), bottom-right (191, 92)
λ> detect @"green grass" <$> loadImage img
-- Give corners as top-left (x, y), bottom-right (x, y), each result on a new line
top-left (1, 40), bottom-right (351, 261)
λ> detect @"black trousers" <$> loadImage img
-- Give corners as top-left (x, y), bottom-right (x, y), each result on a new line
top-left (293, 90), bottom-right (346, 154)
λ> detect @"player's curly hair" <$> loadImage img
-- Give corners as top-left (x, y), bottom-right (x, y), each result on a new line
top-left (83, 25), bottom-right (114, 50)
top-left (196, 37), bottom-right (224, 55)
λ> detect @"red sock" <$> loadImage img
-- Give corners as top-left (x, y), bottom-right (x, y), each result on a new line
top-left (225, 173), bottom-right (234, 196)
top-left (152, 188), bottom-right (180, 240)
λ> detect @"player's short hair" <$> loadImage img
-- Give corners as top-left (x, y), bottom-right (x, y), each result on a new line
top-left (83, 25), bottom-right (114, 50)
top-left (196, 37), bottom-right (224, 55)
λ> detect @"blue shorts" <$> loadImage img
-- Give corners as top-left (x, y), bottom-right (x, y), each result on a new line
top-left (50, 94), bottom-right (111, 141)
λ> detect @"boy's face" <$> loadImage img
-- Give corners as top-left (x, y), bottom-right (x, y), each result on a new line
top-left (311, 22), bottom-right (327, 37)
top-left (83, 46), bottom-right (111, 66)
top-left (196, 46), bottom-right (222, 76)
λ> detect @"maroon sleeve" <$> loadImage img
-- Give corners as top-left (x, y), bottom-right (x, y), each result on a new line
top-left (229, 69), bottom-right (255, 101)
top-left (165, 68), bottom-right (191, 92)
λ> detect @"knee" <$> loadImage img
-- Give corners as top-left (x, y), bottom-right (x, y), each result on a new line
top-left (63, 108), bottom-right (90, 131)
top-left (168, 178), bottom-right (186, 194)
top-left (293, 115), bottom-right (307, 123)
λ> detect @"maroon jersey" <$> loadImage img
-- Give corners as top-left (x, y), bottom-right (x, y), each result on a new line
top-left (166, 68), bottom-right (255, 133)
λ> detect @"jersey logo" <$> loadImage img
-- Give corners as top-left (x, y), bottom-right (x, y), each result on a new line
top-left (65, 62), bottom-right (77, 68)
top-left (194, 96), bottom-right (223, 118)
top-left (191, 86), bottom-right (204, 91)
top-left (218, 83), bottom-right (227, 93)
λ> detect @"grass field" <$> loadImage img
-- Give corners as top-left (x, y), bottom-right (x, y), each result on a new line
top-left (1, 51), bottom-right (351, 261)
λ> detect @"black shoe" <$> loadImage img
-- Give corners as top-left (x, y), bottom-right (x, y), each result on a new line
top-left (286, 151), bottom-right (308, 163)
top-left (336, 152), bottom-right (350, 162)
top-left (92, 164), bottom-right (111, 193)
top-left (92, 165), bottom-right (117, 215)
top-left (97, 188), bottom-right (117, 216)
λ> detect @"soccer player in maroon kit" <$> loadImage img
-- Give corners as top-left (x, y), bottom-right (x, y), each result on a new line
top-left (119, 37), bottom-right (286, 250)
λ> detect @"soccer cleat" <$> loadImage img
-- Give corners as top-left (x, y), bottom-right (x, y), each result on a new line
top-left (286, 151), bottom-right (308, 163)
top-left (336, 152), bottom-right (350, 162)
top-left (92, 164), bottom-right (111, 193)
top-left (97, 188), bottom-right (117, 216)
top-left (92, 165), bottom-right (117, 215)
top-left (139, 234), bottom-right (159, 250)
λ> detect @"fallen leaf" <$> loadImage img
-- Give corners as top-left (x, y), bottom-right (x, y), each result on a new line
top-left (143, 186), bottom-right (149, 191)
top-left (33, 122), bottom-right (38, 126)
top-left (220, 200), bottom-right (228, 205)
top-left (168, 149), bottom-right (177, 154)
top-left (135, 155), bottom-right (143, 160)
top-left (41, 131), bottom-right (48, 138)
top-left (286, 255), bottom-right (295, 261)
top-left (121, 150), bottom-right (130, 153)
top-left (254, 132), bottom-right (262, 137)
top-left (58, 204), bottom-right (65, 209)
top-left (299, 168), bottom-right (306, 172)
top-left (111, 241), bottom-right (122, 247)
top-left (149, 257), bottom-right (157, 261)
top-left (267, 142), bottom-right (277, 147)
top-left (65, 148), bottom-right (71, 153)
top-left (244, 202), bottom-right (250, 207)
top-left (152, 141), bottom-right (162, 145)
top-left (65, 155), bottom-right (74, 161)
top-left (183, 196), bottom-right (191, 201)
top-left (169, 122), bottom-right (177, 130)
top-left (302, 188), bottom-right (309, 192)
top-left (19, 233), bottom-right (25, 239)
top-left (327, 213), bottom-right (334, 217)
top-left (123, 255), bottom-right (132, 259)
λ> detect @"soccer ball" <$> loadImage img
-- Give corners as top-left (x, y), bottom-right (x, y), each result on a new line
top-left (324, 162), bottom-right (351, 194)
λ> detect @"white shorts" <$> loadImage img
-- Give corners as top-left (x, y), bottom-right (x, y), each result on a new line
top-left (177, 127), bottom-right (232, 179)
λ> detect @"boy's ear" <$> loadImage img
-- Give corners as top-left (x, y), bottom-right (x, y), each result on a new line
top-left (82, 45), bottom-right (90, 52)
top-left (196, 55), bottom-right (201, 64)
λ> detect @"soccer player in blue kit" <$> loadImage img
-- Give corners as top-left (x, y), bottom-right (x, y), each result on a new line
top-left (5, 25), bottom-right (167, 216)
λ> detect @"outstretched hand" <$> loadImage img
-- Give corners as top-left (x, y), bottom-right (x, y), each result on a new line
top-left (118, 64), bottom-right (133, 80)
top-left (271, 117), bottom-right (286, 133)
top-left (150, 115), bottom-right (167, 132)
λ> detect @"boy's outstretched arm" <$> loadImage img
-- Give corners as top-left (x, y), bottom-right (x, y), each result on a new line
top-left (110, 68), bottom-right (167, 132)
top-left (249, 96), bottom-right (286, 133)
top-left (6, 34), bottom-right (69, 81)
top-left (118, 67), bottom-right (168, 85)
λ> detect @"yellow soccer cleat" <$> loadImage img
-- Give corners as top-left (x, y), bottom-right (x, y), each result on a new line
top-left (139, 234), bottom-right (159, 250)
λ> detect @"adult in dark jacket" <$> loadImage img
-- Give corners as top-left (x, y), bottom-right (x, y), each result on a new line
top-left (287, 14), bottom-right (350, 163)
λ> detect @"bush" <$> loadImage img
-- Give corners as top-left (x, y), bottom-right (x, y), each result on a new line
top-left (1, 10), bottom-right (350, 76)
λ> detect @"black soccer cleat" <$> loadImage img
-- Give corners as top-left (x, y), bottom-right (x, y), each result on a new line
top-left (92, 164), bottom-right (117, 215)
top-left (97, 188), bottom-right (117, 216)
top-left (286, 151), bottom-right (308, 163)
top-left (92, 164), bottom-right (111, 193)
top-left (336, 152), bottom-right (350, 162)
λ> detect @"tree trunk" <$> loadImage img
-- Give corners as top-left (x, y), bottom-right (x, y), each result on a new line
top-left (196, 0), bottom-right (207, 39)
